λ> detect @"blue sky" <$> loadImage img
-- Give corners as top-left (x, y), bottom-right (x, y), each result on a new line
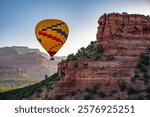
top-left (0, 0), bottom-right (150, 56)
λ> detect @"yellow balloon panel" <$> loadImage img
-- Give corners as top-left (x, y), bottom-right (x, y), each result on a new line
top-left (35, 19), bottom-right (69, 57)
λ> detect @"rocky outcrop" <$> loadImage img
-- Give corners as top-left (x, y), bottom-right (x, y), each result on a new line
top-left (49, 13), bottom-right (150, 98)
top-left (97, 13), bottom-right (150, 41)
top-left (96, 13), bottom-right (150, 58)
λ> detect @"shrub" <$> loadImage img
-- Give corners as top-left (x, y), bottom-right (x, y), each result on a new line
top-left (85, 87), bottom-right (97, 94)
top-left (60, 71), bottom-right (65, 78)
top-left (90, 41), bottom-right (94, 45)
top-left (127, 85), bottom-right (140, 95)
top-left (83, 94), bottom-right (93, 100)
top-left (116, 97), bottom-right (121, 100)
top-left (98, 90), bottom-right (106, 98)
top-left (91, 88), bottom-right (97, 95)
top-left (36, 88), bottom-right (42, 94)
top-left (109, 89), bottom-right (117, 96)
top-left (127, 95), bottom-right (144, 100)
top-left (131, 74), bottom-right (139, 82)
top-left (92, 84), bottom-right (99, 90)
top-left (140, 54), bottom-right (150, 66)
top-left (70, 91), bottom-right (76, 97)
top-left (46, 84), bottom-right (53, 90)
top-left (107, 55), bottom-right (114, 61)
top-left (83, 64), bottom-right (88, 69)
top-left (137, 64), bottom-right (147, 73)
top-left (119, 82), bottom-right (127, 92)
top-left (54, 95), bottom-right (63, 100)
top-left (45, 74), bottom-right (48, 79)
top-left (131, 76), bottom-right (137, 82)
top-left (96, 45), bottom-right (104, 53)
top-left (145, 95), bottom-right (150, 99)
top-left (122, 12), bottom-right (128, 15)
top-left (74, 63), bottom-right (78, 68)
top-left (145, 87), bottom-right (150, 94)
top-left (85, 88), bottom-right (91, 93)
top-left (76, 88), bottom-right (82, 92)
top-left (44, 94), bottom-right (52, 100)
top-left (133, 50), bottom-right (150, 85)
top-left (67, 53), bottom-right (77, 61)
top-left (143, 74), bottom-right (150, 85)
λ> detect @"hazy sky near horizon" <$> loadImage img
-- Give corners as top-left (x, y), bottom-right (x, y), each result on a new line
top-left (0, 0), bottom-right (150, 56)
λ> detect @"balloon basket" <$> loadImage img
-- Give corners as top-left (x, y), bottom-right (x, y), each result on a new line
top-left (50, 57), bottom-right (54, 60)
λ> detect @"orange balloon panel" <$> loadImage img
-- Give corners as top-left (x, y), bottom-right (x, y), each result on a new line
top-left (35, 19), bottom-right (69, 57)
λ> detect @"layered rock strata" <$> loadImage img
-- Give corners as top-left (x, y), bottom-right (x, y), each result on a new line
top-left (50, 13), bottom-right (150, 97)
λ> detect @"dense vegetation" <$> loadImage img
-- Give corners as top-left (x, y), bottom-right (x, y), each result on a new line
top-left (65, 84), bottom-right (118, 100)
top-left (0, 73), bottom-right (60, 100)
top-left (127, 49), bottom-right (150, 99)
top-left (116, 49), bottom-right (150, 99)
top-left (131, 49), bottom-right (150, 85)
top-left (67, 41), bottom-right (104, 61)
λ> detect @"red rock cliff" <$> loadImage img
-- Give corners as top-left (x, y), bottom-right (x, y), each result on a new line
top-left (50, 13), bottom-right (150, 97)
top-left (97, 13), bottom-right (150, 41)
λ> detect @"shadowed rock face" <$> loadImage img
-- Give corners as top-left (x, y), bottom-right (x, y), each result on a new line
top-left (50, 13), bottom-right (150, 98)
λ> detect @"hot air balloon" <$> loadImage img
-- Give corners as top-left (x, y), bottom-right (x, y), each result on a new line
top-left (35, 19), bottom-right (69, 60)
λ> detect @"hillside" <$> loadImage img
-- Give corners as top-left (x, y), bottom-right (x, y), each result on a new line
top-left (0, 73), bottom-right (60, 100)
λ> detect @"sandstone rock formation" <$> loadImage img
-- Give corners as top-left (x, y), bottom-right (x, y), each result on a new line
top-left (49, 13), bottom-right (150, 98)
top-left (97, 13), bottom-right (150, 41)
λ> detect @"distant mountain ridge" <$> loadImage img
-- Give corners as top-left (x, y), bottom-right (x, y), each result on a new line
top-left (0, 46), bottom-right (49, 58)
top-left (0, 46), bottom-right (65, 79)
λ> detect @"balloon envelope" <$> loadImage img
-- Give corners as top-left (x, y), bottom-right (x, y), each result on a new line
top-left (35, 19), bottom-right (69, 58)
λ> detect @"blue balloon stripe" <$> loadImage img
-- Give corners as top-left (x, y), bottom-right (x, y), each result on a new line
top-left (41, 22), bottom-right (68, 39)
top-left (51, 28), bottom-right (68, 39)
